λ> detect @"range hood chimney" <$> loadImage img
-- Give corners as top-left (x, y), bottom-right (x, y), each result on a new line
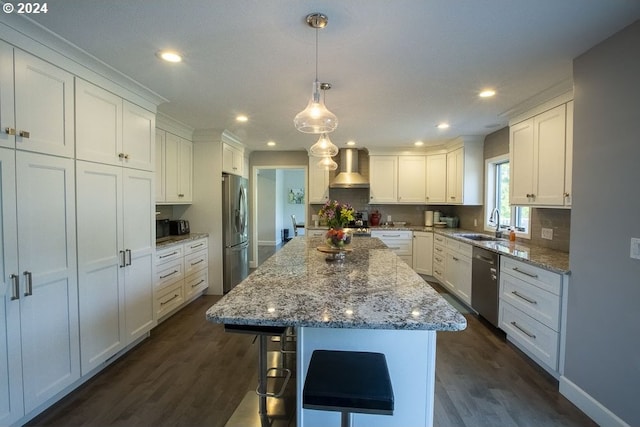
top-left (330, 148), bottom-right (369, 188)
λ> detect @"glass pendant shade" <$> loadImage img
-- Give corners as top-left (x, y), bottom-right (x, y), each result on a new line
top-left (310, 133), bottom-right (339, 157)
top-left (317, 155), bottom-right (338, 171)
top-left (294, 80), bottom-right (338, 134)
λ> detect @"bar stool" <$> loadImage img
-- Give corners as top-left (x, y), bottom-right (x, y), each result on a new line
top-left (303, 350), bottom-right (394, 427)
top-left (224, 324), bottom-right (292, 421)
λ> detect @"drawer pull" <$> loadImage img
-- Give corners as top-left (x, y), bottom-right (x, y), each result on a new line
top-left (160, 294), bottom-right (180, 306)
top-left (382, 234), bottom-right (401, 238)
top-left (511, 321), bottom-right (536, 339)
top-left (190, 243), bottom-right (204, 249)
top-left (160, 270), bottom-right (179, 279)
top-left (23, 271), bottom-right (33, 296)
top-left (191, 259), bottom-right (205, 266)
top-left (435, 247), bottom-right (443, 252)
top-left (19, 130), bottom-right (30, 138)
top-left (389, 246), bottom-right (401, 250)
top-left (512, 267), bottom-right (538, 278)
top-left (159, 251), bottom-right (179, 259)
top-left (5, 127), bottom-right (16, 135)
top-left (10, 274), bottom-right (19, 300)
top-left (434, 269), bottom-right (441, 275)
top-left (192, 279), bottom-right (205, 288)
top-left (511, 290), bottom-right (537, 305)
top-left (452, 256), bottom-right (459, 261)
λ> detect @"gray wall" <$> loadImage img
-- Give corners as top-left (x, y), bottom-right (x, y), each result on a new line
top-left (567, 20), bottom-right (640, 425)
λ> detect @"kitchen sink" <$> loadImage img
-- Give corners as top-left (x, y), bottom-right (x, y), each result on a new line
top-left (455, 233), bottom-right (505, 242)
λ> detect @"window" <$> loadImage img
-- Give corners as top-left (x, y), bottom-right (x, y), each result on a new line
top-left (485, 155), bottom-right (530, 238)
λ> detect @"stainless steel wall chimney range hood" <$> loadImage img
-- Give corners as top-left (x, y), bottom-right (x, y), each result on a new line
top-left (330, 148), bottom-right (369, 188)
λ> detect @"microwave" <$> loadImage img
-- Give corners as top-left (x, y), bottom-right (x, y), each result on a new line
top-left (156, 219), bottom-right (171, 240)
top-left (170, 220), bottom-right (190, 235)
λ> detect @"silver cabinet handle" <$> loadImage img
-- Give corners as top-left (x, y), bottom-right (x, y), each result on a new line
top-left (19, 130), bottom-right (30, 138)
top-left (452, 256), bottom-right (459, 261)
top-left (5, 127), bottom-right (16, 135)
top-left (125, 249), bottom-right (132, 266)
top-left (160, 294), bottom-right (180, 306)
top-left (190, 243), bottom-right (204, 249)
top-left (160, 270), bottom-right (179, 279)
top-left (511, 321), bottom-right (536, 339)
top-left (10, 274), bottom-right (19, 300)
top-left (124, 154), bottom-right (129, 160)
top-left (512, 267), bottom-right (538, 278)
top-left (190, 259), bottom-right (204, 266)
top-left (23, 271), bottom-right (33, 296)
top-left (382, 234), bottom-right (401, 238)
top-left (511, 290), bottom-right (538, 305)
top-left (191, 279), bottom-right (205, 288)
top-left (119, 250), bottom-right (126, 268)
top-left (178, 194), bottom-right (184, 197)
top-left (159, 251), bottom-right (178, 259)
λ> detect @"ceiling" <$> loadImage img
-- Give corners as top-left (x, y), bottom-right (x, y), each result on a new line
top-left (27, 1), bottom-right (640, 152)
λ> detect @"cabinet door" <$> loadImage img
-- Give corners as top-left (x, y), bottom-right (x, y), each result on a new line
top-left (222, 143), bottom-right (243, 175)
top-left (308, 158), bottom-right (330, 203)
top-left (178, 138), bottom-right (193, 202)
top-left (412, 232), bottom-right (433, 275)
top-left (122, 101), bottom-right (154, 171)
top-left (14, 50), bottom-right (74, 158)
top-left (0, 42), bottom-right (15, 150)
top-left (369, 156), bottom-right (398, 203)
top-left (122, 169), bottom-right (156, 341)
top-left (76, 162), bottom-right (126, 374)
top-left (445, 250), bottom-right (471, 305)
top-left (564, 101), bottom-right (573, 206)
top-left (446, 148), bottom-right (464, 204)
top-left (155, 130), bottom-right (166, 202)
top-left (75, 79), bottom-right (123, 165)
top-left (398, 156), bottom-right (426, 203)
top-left (164, 132), bottom-right (180, 202)
top-left (534, 104), bottom-right (566, 206)
top-left (510, 119), bottom-right (535, 205)
top-left (15, 152), bottom-right (79, 413)
top-left (0, 148), bottom-right (23, 426)
top-left (425, 154), bottom-right (446, 203)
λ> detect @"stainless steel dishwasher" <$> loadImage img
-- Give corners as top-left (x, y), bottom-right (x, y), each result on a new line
top-left (471, 247), bottom-right (499, 327)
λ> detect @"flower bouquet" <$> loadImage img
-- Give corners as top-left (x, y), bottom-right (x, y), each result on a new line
top-left (318, 200), bottom-right (354, 249)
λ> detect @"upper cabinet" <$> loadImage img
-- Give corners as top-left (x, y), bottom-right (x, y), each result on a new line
top-left (425, 154), bottom-right (447, 203)
top-left (1, 43), bottom-right (74, 157)
top-left (222, 142), bottom-right (244, 176)
top-left (161, 131), bottom-right (192, 204)
top-left (76, 79), bottom-right (155, 171)
top-left (445, 142), bottom-right (483, 205)
top-left (398, 156), bottom-right (426, 203)
top-left (369, 155), bottom-right (398, 203)
top-left (308, 156), bottom-right (330, 204)
top-left (510, 102), bottom-right (572, 207)
top-left (564, 101), bottom-right (573, 207)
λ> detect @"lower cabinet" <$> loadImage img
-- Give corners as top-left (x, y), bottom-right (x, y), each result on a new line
top-left (499, 257), bottom-right (565, 376)
top-left (431, 234), bottom-right (472, 305)
top-left (412, 231), bottom-right (433, 275)
top-left (155, 237), bottom-right (209, 321)
top-left (371, 230), bottom-right (413, 267)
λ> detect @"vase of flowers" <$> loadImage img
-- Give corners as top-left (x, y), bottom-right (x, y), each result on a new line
top-left (318, 200), bottom-right (355, 249)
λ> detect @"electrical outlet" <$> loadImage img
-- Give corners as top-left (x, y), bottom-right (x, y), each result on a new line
top-left (541, 228), bottom-right (553, 240)
top-left (387, 215), bottom-right (392, 223)
top-left (631, 238), bottom-right (640, 260)
top-left (474, 218), bottom-right (478, 227)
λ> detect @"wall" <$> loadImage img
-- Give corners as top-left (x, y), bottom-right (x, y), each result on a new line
top-left (257, 169), bottom-right (277, 244)
top-left (563, 20), bottom-right (640, 427)
top-left (281, 169), bottom-right (306, 236)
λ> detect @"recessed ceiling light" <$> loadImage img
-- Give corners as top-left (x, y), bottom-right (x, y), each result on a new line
top-left (414, 141), bottom-right (424, 146)
top-left (157, 50), bottom-right (182, 63)
top-left (479, 89), bottom-right (496, 98)
top-left (437, 123), bottom-right (450, 129)
top-left (267, 141), bottom-right (276, 147)
top-left (236, 115), bottom-right (248, 123)
top-left (346, 140), bottom-right (356, 146)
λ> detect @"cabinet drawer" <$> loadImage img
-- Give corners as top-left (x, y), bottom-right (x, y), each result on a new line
top-left (433, 243), bottom-right (446, 258)
top-left (501, 257), bottom-right (561, 295)
top-left (371, 230), bottom-right (413, 240)
top-left (155, 245), bottom-right (184, 265)
top-left (184, 249), bottom-right (208, 276)
top-left (156, 282), bottom-right (184, 319)
top-left (433, 266), bottom-right (445, 282)
top-left (155, 259), bottom-right (184, 290)
top-left (446, 238), bottom-right (472, 257)
top-left (382, 239), bottom-right (412, 256)
top-left (500, 273), bottom-right (561, 331)
top-left (185, 269), bottom-right (208, 300)
top-left (500, 302), bottom-right (559, 371)
top-left (184, 238), bottom-right (208, 255)
top-left (433, 253), bottom-right (445, 268)
top-left (433, 234), bottom-right (446, 245)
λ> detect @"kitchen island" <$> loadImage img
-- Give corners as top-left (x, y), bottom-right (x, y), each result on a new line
top-left (206, 235), bottom-right (466, 427)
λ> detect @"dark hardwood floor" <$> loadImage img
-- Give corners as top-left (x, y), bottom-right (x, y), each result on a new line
top-left (27, 289), bottom-right (595, 427)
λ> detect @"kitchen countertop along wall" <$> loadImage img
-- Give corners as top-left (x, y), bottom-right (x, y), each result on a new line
top-left (156, 233), bottom-right (209, 249)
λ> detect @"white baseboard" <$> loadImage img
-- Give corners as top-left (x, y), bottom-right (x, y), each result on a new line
top-left (559, 376), bottom-right (630, 427)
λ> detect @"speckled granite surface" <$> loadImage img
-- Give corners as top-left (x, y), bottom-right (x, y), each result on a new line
top-left (156, 233), bottom-right (209, 249)
top-left (206, 236), bottom-right (467, 331)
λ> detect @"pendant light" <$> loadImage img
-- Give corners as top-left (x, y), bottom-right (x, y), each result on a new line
top-left (317, 155), bottom-right (338, 171)
top-left (293, 13), bottom-right (338, 134)
top-left (310, 132), bottom-right (339, 157)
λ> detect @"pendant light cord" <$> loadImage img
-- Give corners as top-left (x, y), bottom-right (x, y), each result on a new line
top-left (315, 27), bottom-right (319, 81)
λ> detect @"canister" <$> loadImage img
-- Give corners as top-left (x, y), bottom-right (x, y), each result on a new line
top-left (425, 211), bottom-right (434, 226)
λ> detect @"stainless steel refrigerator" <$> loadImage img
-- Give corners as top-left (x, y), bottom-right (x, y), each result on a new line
top-left (222, 174), bottom-right (249, 292)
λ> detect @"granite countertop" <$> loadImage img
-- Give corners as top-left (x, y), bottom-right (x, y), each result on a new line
top-left (156, 233), bottom-right (209, 249)
top-left (206, 236), bottom-right (467, 332)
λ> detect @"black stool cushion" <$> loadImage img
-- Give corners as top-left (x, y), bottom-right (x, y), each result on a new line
top-left (303, 350), bottom-right (394, 415)
top-left (224, 324), bottom-right (287, 335)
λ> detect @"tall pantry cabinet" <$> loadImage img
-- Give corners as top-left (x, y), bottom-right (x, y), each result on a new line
top-left (75, 78), bottom-right (156, 375)
top-left (0, 41), bottom-right (79, 425)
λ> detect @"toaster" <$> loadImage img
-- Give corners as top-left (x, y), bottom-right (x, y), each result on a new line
top-left (169, 220), bottom-right (190, 235)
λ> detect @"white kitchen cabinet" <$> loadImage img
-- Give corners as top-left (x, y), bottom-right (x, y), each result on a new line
top-left (308, 157), bottom-right (330, 204)
top-left (76, 162), bottom-right (156, 374)
top-left (444, 141), bottom-right (484, 205)
top-left (564, 101), bottom-right (573, 207)
top-left (432, 234), bottom-right (446, 283)
top-left (155, 130), bottom-right (166, 201)
top-left (398, 156), bottom-right (426, 203)
top-left (412, 231), bottom-right (433, 275)
top-left (222, 142), bottom-right (243, 176)
top-left (510, 104), bottom-right (567, 206)
top-left (0, 148), bottom-right (22, 426)
top-left (446, 148), bottom-right (464, 204)
top-left (443, 238), bottom-right (472, 305)
top-left (425, 153), bottom-right (447, 204)
top-left (371, 229), bottom-right (413, 267)
top-left (15, 151), bottom-right (80, 414)
top-left (0, 42), bottom-right (16, 151)
top-left (369, 156), bottom-right (398, 204)
top-left (76, 79), bottom-right (155, 171)
top-left (163, 131), bottom-right (193, 203)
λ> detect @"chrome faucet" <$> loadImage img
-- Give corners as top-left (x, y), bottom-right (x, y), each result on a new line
top-left (489, 208), bottom-right (502, 238)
